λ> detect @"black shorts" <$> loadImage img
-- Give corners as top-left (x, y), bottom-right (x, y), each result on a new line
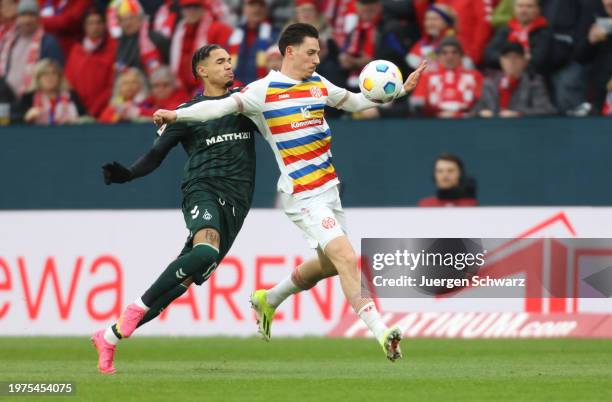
top-left (179, 190), bottom-right (248, 284)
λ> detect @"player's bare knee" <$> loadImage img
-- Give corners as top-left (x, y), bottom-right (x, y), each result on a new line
top-left (193, 228), bottom-right (220, 249)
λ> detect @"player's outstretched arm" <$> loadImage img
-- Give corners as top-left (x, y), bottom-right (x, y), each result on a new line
top-left (102, 128), bottom-right (181, 185)
top-left (327, 60), bottom-right (428, 113)
top-left (153, 97), bottom-right (239, 126)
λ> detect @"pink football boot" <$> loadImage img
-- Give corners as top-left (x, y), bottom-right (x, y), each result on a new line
top-left (115, 304), bottom-right (146, 338)
top-left (91, 329), bottom-right (116, 375)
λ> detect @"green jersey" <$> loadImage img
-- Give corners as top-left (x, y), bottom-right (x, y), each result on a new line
top-left (153, 89), bottom-right (258, 210)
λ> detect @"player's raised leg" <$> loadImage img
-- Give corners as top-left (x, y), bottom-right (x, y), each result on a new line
top-left (91, 228), bottom-right (220, 374)
top-left (323, 235), bottom-right (402, 361)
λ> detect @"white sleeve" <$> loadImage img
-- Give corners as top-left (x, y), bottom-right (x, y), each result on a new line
top-left (319, 74), bottom-right (380, 112)
top-left (230, 79), bottom-right (268, 116)
top-left (175, 96), bottom-right (239, 122)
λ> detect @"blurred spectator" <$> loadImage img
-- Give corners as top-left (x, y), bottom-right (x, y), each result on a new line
top-left (340, 0), bottom-right (412, 90)
top-left (264, 44), bottom-right (282, 72)
top-left (323, 0), bottom-right (357, 47)
top-left (576, 0), bottom-right (612, 114)
top-left (109, 0), bottom-right (169, 75)
top-left (604, 77), bottom-right (612, 116)
top-left (435, 0), bottom-right (494, 66)
top-left (140, 65), bottom-right (188, 116)
top-left (413, 0), bottom-right (494, 66)
top-left (39, 0), bottom-right (93, 57)
top-left (0, 0), bottom-right (17, 44)
top-left (291, 0), bottom-right (345, 88)
top-left (14, 58), bottom-right (86, 125)
top-left (65, 8), bottom-right (117, 118)
top-left (418, 153), bottom-right (478, 207)
top-left (268, 0), bottom-right (295, 29)
top-left (472, 42), bottom-right (556, 117)
top-left (539, 0), bottom-right (589, 113)
top-left (407, 4), bottom-right (474, 70)
top-left (411, 37), bottom-right (483, 118)
top-left (153, 0), bottom-right (232, 39)
top-left (99, 67), bottom-right (148, 123)
top-left (484, 0), bottom-right (553, 75)
top-left (229, 0), bottom-right (279, 85)
top-left (0, 0), bottom-right (63, 98)
top-left (169, 0), bottom-right (233, 95)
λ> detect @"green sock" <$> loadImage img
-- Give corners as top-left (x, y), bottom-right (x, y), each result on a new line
top-left (137, 283), bottom-right (190, 328)
top-left (141, 244), bottom-right (218, 306)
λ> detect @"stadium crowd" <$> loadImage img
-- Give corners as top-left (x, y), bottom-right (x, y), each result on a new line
top-left (0, 0), bottom-right (611, 125)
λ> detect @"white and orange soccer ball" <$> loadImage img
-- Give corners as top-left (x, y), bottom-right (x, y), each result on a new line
top-left (358, 60), bottom-right (404, 104)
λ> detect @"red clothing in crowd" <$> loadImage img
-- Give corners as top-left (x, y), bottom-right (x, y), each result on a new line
top-left (603, 92), bottom-right (612, 116)
top-left (139, 87), bottom-right (189, 117)
top-left (418, 196), bottom-right (478, 207)
top-left (170, 15), bottom-right (233, 94)
top-left (65, 35), bottom-right (117, 118)
top-left (39, 0), bottom-right (93, 57)
top-left (412, 65), bottom-right (483, 117)
top-left (413, 0), bottom-right (494, 65)
top-left (506, 16), bottom-right (548, 53)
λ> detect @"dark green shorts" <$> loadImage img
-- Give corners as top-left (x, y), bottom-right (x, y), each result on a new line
top-left (179, 190), bottom-right (248, 283)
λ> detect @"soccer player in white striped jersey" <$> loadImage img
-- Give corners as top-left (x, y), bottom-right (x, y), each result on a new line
top-left (154, 23), bottom-right (426, 361)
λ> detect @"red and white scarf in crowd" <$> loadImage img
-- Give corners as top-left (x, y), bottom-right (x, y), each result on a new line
top-left (322, 0), bottom-right (357, 47)
top-left (137, 18), bottom-right (162, 74)
top-left (153, 0), bottom-right (178, 38)
top-left (169, 12), bottom-right (213, 78)
top-left (82, 36), bottom-right (104, 53)
top-left (345, 12), bottom-right (381, 87)
top-left (0, 20), bottom-right (15, 44)
top-left (0, 27), bottom-right (44, 96)
top-left (507, 16), bottom-right (548, 51)
top-left (498, 75), bottom-right (520, 109)
top-left (32, 91), bottom-right (79, 125)
top-left (346, 13), bottom-right (381, 58)
top-left (205, 0), bottom-right (229, 23)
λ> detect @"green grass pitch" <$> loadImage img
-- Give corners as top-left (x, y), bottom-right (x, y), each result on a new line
top-left (1, 337), bottom-right (611, 402)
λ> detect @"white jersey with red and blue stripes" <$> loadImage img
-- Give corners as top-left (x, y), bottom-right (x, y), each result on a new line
top-left (232, 70), bottom-right (349, 199)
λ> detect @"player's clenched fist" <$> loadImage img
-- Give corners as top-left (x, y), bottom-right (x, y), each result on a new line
top-left (102, 162), bottom-right (133, 185)
top-left (153, 109), bottom-right (177, 126)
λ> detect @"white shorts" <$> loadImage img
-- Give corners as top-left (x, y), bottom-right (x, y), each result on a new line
top-left (280, 185), bottom-right (347, 249)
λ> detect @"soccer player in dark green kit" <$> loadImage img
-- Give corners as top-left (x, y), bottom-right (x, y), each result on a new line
top-left (91, 45), bottom-right (259, 375)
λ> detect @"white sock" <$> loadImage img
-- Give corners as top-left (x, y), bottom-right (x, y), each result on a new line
top-left (358, 302), bottom-right (387, 340)
top-left (265, 276), bottom-right (301, 308)
top-left (104, 327), bottom-right (120, 345)
top-left (134, 297), bottom-right (150, 312)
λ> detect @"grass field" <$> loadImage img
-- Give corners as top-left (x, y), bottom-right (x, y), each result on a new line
top-left (1, 337), bottom-right (611, 402)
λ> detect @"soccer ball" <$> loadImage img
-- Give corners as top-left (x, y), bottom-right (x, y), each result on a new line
top-left (358, 60), bottom-right (404, 103)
